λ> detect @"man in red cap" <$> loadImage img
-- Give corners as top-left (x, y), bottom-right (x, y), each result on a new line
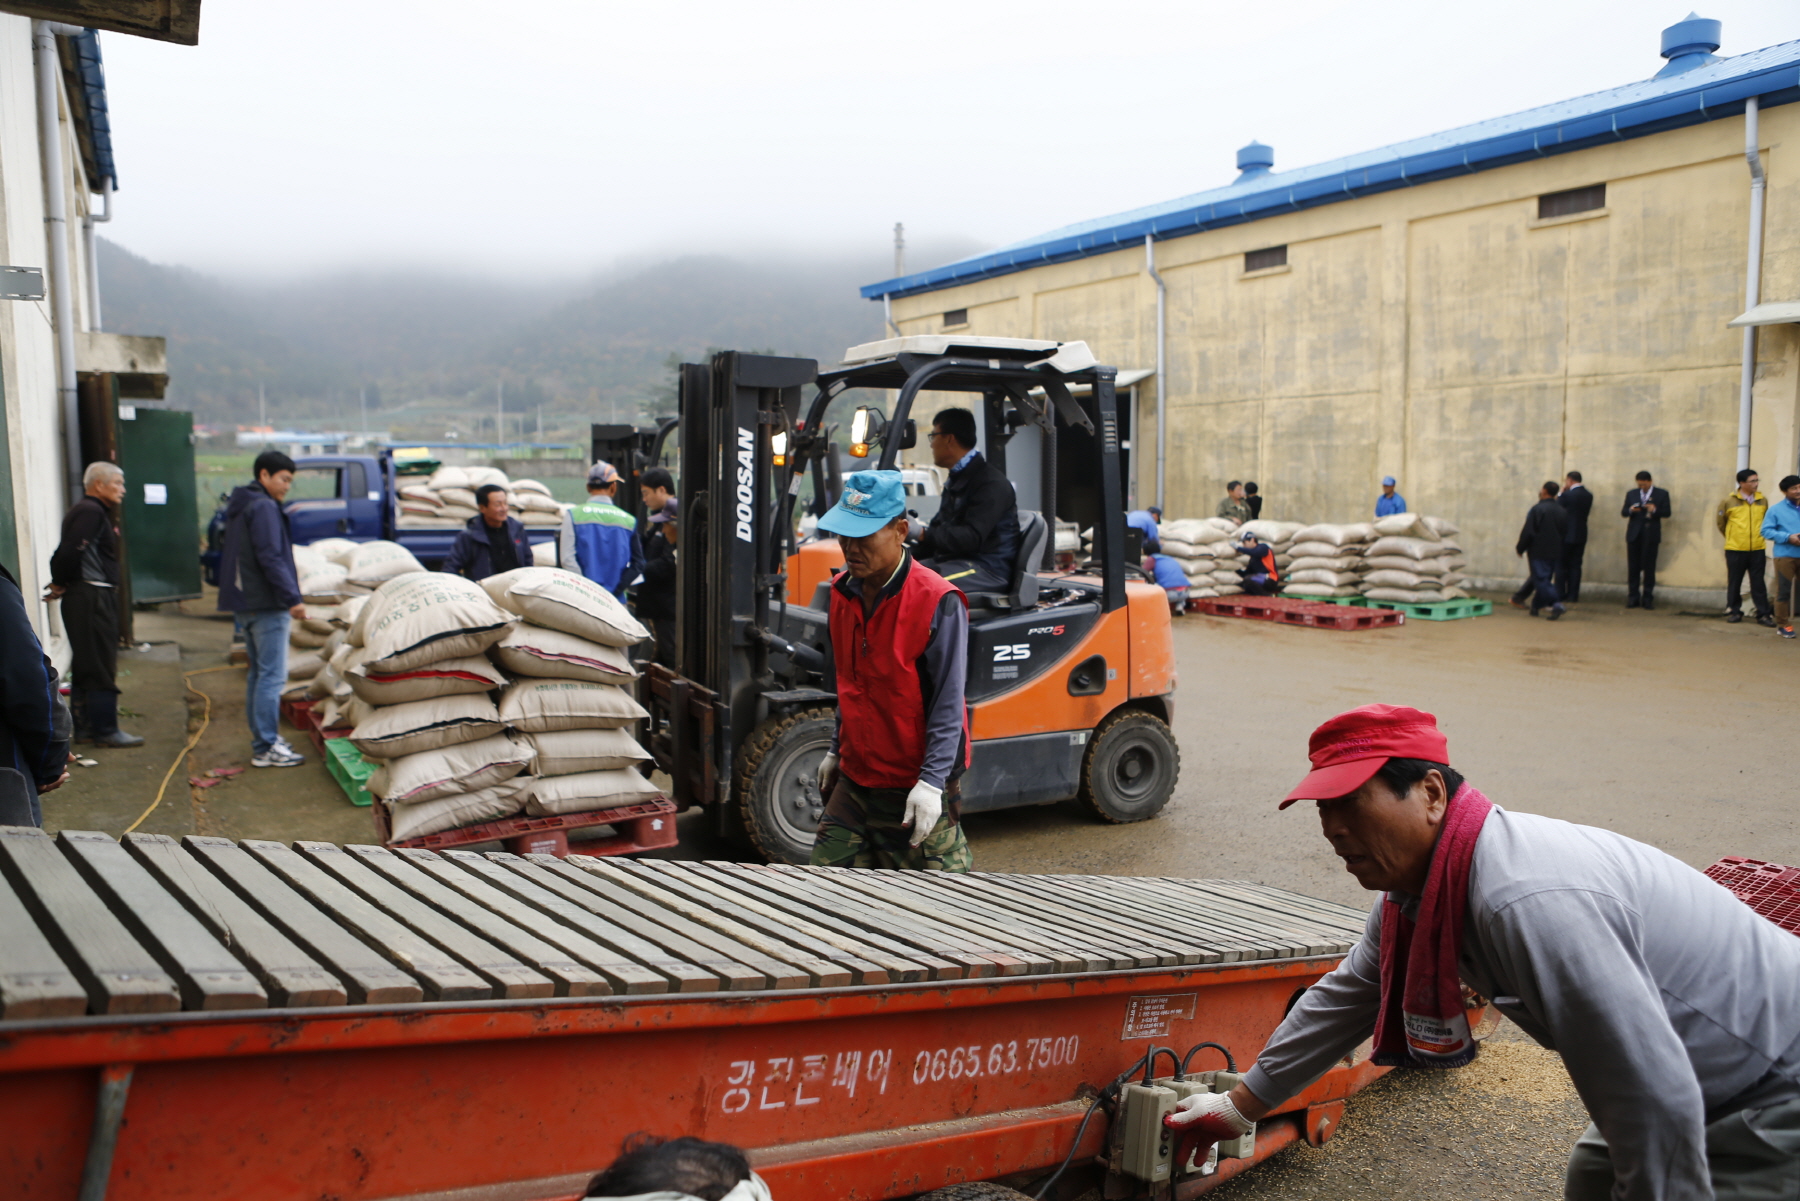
top-left (1167, 703), bottom-right (1800, 1200)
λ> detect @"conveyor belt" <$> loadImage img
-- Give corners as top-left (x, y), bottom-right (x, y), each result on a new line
top-left (0, 825), bottom-right (1367, 1019)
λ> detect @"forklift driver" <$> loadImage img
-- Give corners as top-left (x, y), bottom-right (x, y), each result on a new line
top-left (811, 470), bottom-right (974, 872)
top-left (915, 407), bottom-right (1020, 596)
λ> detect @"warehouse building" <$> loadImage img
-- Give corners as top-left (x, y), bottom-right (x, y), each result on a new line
top-left (863, 16), bottom-right (1800, 599)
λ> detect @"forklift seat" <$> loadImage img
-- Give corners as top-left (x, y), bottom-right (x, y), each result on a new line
top-left (965, 509), bottom-right (1046, 611)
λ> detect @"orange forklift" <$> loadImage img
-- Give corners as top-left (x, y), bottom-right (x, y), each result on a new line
top-left (645, 337), bottom-right (1180, 862)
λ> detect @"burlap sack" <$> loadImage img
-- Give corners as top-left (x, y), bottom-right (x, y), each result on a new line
top-left (1372, 513), bottom-right (1437, 541)
top-left (387, 783), bottom-right (528, 842)
top-left (1160, 520), bottom-right (1231, 545)
top-left (298, 561), bottom-right (352, 602)
top-left (521, 768), bottom-right (659, 816)
top-left (1291, 523), bottom-right (1374, 547)
top-left (464, 466), bottom-right (510, 490)
top-left (1287, 555), bottom-right (1365, 574)
top-left (437, 505), bottom-right (479, 522)
top-left (438, 486), bottom-right (479, 510)
top-left (520, 511), bottom-right (564, 527)
top-left (516, 492), bottom-right (563, 514)
top-left (527, 728), bottom-right (652, 776)
top-left (345, 540), bottom-right (426, 587)
top-left (1213, 583), bottom-right (1245, 596)
top-left (1284, 582), bottom-right (1360, 598)
top-left (347, 654), bottom-right (507, 705)
top-left (307, 538), bottom-right (360, 565)
top-left (350, 694), bottom-right (505, 759)
top-left (290, 624), bottom-right (330, 649)
top-left (362, 573), bottom-right (516, 672)
top-left (339, 695), bottom-right (376, 729)
top-left (1289, 540), bottom-right (1362, 560)
top-left (287, 652), bottom-right (324, 681)
top-left (1422, 515), bottom-right (1461, 537)
top-left (1287, 568), bottom-right (1362, 587)
top-left (531, 541), bottom-right (559, 568)
top-left (1363, 568), bottom-right (1429, 589)
top-left (1242, 520), bottom-right (1305, 543)
top-left (427, 466), bottom-right (472, 491)
top-left (1365, 535), bottom-right (1440, 561)
top-left (1364, 587), bottom-right (1446, 603)
top-left (480, 567), bottom-right (649, 647)
top-left (398, 485), bottom-right (443, 507)
top-left (1187, 585), bottom-right (1220, 598)
top-left (1364, 554), bottom-right (1447, 575)
top-left (500, 680), bottom-right (647, 732)
top-left (368, 732), bottom-right (534, 805)
top-left (510, 478), bottom-right (553, 497)
top-left (337, 595), bottom-right (368, 631)
top-left (492, 626), bottom-right (637, 684)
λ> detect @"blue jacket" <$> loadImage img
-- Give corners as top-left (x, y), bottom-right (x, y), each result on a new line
top-left (559, 498), bottom-right (642, 600)
top-left (1127, 510), bottom-right (1162, 553)
top-left (1375, 492), bottom-right (1407, 517)
top-left (217, 483), bottom-right (301, 612)
top-left (445, 514), bottom-right (532, 582)
top-left (1148, 554), bottom-right (1189, 591)
top-left (1761, 498), bottom-right (1800, 559)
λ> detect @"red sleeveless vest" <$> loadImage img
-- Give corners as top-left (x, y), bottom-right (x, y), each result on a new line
top-left (829, 557), bottom-right (970, 790)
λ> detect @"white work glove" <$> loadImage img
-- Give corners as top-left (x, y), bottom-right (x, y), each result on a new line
top-left (816, 752), bottom-right (838, 795)
top-left (903, 781), bottom-right (944, 846)
top-left (1166, 1091), bottom-right (1254, 1138)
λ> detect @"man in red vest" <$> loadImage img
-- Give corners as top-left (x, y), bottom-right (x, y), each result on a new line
top-left (810, 470), bottom-right (973, 871)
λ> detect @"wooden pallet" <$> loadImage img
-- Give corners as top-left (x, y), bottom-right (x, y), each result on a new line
top-left (1322, 596), bottom-right (1493, 621)
top-left (0, 826), bottom-right (1369, 1016)
top-left (1188, 594), bottom-right (1404, 630)
top-left (370, 795), bottom-right (681, 859)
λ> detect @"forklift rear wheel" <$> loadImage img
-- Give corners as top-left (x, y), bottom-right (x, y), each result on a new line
top-left (1079, 709), bottom-right (1180, 824)
top-left (736, 707), bottom-right (836, 865)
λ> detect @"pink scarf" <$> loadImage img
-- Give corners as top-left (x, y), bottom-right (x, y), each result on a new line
top-left (1372, 782), bottom-right (1493, 1068)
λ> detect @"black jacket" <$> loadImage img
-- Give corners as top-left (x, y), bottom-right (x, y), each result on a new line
top-left (1622, 486), bottom-right (1672, 545)
top-left (635, 529), bottom-right (676, 621)
top-left (1557, 485), bottom-right (1593, 545)
top-left (49, 496), bottom-right (119, 587)
top-left (445, 514), bottom-right (531, 582)
top-left (1517, 498), bottom-right (1568, 562)
top-left (217, 483), bottom-right (301, 612)
top-left (917, 452), bottom-right (1020, 581)
top-left (0, 562), bottom-right (70, 795)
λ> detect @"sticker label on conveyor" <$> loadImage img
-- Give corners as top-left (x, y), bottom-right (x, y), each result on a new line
top-left (1121, 992), bottom-right (1197, 1040)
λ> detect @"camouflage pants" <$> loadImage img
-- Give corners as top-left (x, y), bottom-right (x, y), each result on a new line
top-left (810, 775), bottom-right (973, 872)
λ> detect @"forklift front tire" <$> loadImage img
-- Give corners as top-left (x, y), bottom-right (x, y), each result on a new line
top-left (1079, 708), bottom-right (1180, 824)
top-left (736, 707), bottom-right (837, 865)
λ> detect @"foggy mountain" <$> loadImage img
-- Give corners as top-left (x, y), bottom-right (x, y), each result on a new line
top-left (97, 239), bottom-right (971, 438)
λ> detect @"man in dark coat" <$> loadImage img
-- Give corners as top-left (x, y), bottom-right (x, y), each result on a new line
top-left (1555, 471), bottom-right (1593, 603)
top-left (1622, 470), bottom-right (1673, 609)
top-left (217, 450), bottom-right (306, 768)
top-left (1512, 481), bottom-right (1568, 619)
top-left (637, 498), bottom-right (678, 668)
top-left (46, 461), bottom-right (141, 746)
top-left (1, 560), bottom-right (71, 825)
top-left (445, 484), bottom-right (532, 582)
top-left (916, 407), bottom-right (1019, 595)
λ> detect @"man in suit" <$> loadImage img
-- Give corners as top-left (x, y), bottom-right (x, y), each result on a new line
top-left (1512, 482), bottom-right (1568, 619)
top-left (1622, 470), bottom-right (1672, 609)
top-left (1555, 471), bottom-right (1592, 603)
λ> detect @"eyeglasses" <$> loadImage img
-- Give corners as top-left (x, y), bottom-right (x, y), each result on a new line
top-left (926, 431), bottom-right (950, 441)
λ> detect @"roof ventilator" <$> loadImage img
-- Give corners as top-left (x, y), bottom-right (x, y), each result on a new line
top-left (1655, 13), bottom-right (1722, 79)
top-left (1234, 141), bottom-right (1274, 183)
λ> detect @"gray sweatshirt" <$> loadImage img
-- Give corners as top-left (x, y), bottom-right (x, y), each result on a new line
top-left (1243, 807), bottom-right (1800, 1201)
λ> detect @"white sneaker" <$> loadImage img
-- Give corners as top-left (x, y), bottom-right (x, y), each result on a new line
top-left (252, 744), bottom-right (304, 768)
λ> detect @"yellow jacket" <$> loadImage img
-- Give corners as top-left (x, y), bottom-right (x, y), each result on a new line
top-left (1717, 490), bottom-right (1768, 552)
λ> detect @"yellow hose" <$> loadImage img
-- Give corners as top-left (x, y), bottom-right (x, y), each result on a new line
top-left (122, 664), bottom-right (238, 835)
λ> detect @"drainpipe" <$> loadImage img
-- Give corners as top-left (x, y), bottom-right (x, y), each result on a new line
top-left (883, 294), bottom-right (900, 337)
top-left (1737, 95), bottom-right (1764, 474)
top-left (83, 176), bottom-right (111, 331)
top-left (1144, 235), bottom-right (1167, 509)
top-left (35, 20), bottom-right (86, 504)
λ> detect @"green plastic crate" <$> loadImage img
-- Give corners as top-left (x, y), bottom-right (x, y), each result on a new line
top-left (324, 737), bottom-right (375, 807)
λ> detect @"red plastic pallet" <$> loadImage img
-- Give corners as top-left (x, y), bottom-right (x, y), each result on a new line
top-left (279, 698), bottom-right (352, 759)
top-left (372, 794), bottom-right (681, 859)
top-left (1189, 594), bottom-right (1405, 630)
top-left (1705, 856), bottom-right (1800, 936)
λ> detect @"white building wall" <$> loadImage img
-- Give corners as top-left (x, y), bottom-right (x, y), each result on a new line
top-left (0, 14), bottom-right (98, 644)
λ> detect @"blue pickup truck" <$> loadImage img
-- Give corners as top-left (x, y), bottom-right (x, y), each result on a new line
top-left (203, 450), bottom-right (559, 580)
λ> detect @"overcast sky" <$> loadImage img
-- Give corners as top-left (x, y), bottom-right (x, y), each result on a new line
top-left (98, 0), bottom-right (1796, 284)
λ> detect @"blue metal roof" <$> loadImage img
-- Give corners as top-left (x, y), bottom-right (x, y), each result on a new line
top-left (862, 39), bottom-right (1800, 301)
top-left (67, 29), bottom-right (116, 190)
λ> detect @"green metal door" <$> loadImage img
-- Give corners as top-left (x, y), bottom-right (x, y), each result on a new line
top-left (117, 407), bottom-right (201, 603)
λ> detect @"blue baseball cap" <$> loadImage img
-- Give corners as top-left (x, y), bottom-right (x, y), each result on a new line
top-left (819, 470), bottom-right (907, 538)
top-left (1381, 476), bottom-right (1397, 487)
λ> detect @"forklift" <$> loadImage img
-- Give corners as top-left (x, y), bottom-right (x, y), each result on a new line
top-left (644, 337), bottom-right (1180, 863)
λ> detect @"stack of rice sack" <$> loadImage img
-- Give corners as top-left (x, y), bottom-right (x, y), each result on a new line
top-left (282, 540), bottom-right (430, 707)
top-left (393, 465), bottom-right (569, 530)
top-left (341, 568), bottom-right (657, 842)
top-left (1281, 522), bottom-right (1376, 599)
top-left (1357, 514), bottom-right (1469, 605)
top-left (1154, 519), bottom-right (1236, 598)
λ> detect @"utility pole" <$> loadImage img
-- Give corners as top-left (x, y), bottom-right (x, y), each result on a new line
top-left (496, 379), bottom-right (505, 447)
top-left (359, 386), bottom-right (367, 441)
top-left (536, 405), bottom-right (542, 443)
top-left (894, 222), bottom-right (905, 277)
top-left (258, 382), bottom-right (266, 430)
